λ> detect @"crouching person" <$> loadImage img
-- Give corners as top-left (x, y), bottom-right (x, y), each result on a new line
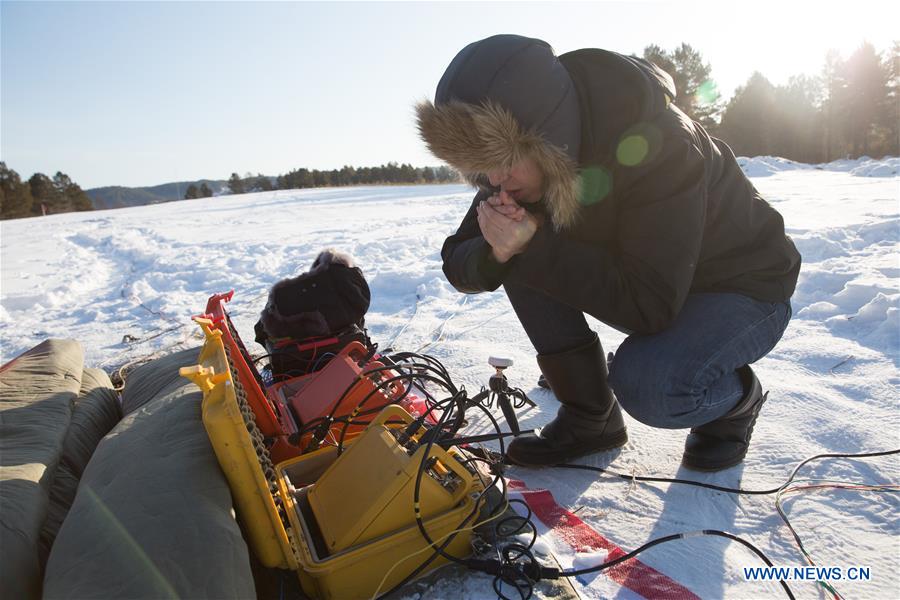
top-left (416, 35), bottom-right (800, 471)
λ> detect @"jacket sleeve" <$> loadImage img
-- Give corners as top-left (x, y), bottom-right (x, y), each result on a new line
top-left (506, 135), bottom-right (707, 334)
top-left (441, 189), bottom-right (514, 293)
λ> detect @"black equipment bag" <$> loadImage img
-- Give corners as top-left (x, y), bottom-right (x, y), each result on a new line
top-left (255, 249), bottom-right (372, 379)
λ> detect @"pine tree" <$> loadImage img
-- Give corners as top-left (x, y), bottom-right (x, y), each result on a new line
top-left (44, 172), bottom-right (90, 212)
top-left (200, 183), bottom-right (213, 197)
top-left (257, 173), bottom-right (273, 191)
top-left (884, 42), bottom-right (900, 156)
top-left (339, 165), bottom-right (356, 186)
top-left (642, 43), bottom-right (722, 127)
top-left (718, 72), bottom-right (777, 157)
top-left (62, 176), bottom-right (93, 212)
top-left (435, 166), bottom-right (458, 183)
top-left (820, 49), bottom-right (848, 161)
top-left (49, 172), bottom-right (74, 213)
top-left (400, 163), bottom-right (417, 183)
top-left (771, 75), bottom-right (823, 162)
top-left (0, 163), bottom-right (34, 219)
top-left (313, 170), bottom-right (330, 187)
top-left (28, 173), bottom-right (53, 202)
top-left (28, 173), bottom-right (59, 215)
top-left (842, 42), bottom-right (891, 156)
top-left (185, 184), bottom-right (199, 199)
top-left (227, 173), bottom-right (244, 194)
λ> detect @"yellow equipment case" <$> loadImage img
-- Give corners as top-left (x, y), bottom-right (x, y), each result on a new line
top-left (308, 405), bottom-right (477, 553)
top-left (181, 316), bottom-right (491, 599)
top-left (277, 407), bottom-right (485, 599)
top-left (181, 318), bottom-right (298, 570)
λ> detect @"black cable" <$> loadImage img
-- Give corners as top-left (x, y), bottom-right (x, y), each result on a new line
top-left (388, 351), bottom-right (454, 381)
top-left (561, 529), bottom-right (795, 599)
top-left (252, 353), bottom-right (274, 364)
top-left (321, 361), bottom-right (405, 422)
top-left (376, 433), bottom-right (508, 599)
top-left (329, 359), bottom-right (457, 421)
top-left (334, 377), bottom-right (461, 454)
top-left (407, 385), bottom-right (513, 569)
top-left (554, 448), bottom-right (900, 496)
top-left (293, 414), bottom-right (410, 445)
top-left (534, 449), bottom-right (899, 599)
top-left (387, 353), bottom-right (458, 413)
top-left (294, 351), bottom-right (463, 454)
top-left (376, 478), bottom-right (497, 598)
top-left (457, 449), bottom-right (899, 599)
top-left (411, 394), bottom-right (478, 566)
top-left (494, 498), bottom-right (534, 539)
top-left (470, 523), bottom-right (794, 599)
top-left (553, 462), bottom-right (778, 495)
top-left (289, 353), bottom-right (460, 455)
top-left (435, 430), bottom-right (532, 449)
top-left (491, 498), bottom-right (539, 599)
top-left (376, 359), bottom-right (539, 595)
top-left (388, 351), bottom-right (454, 385)
top-left (331, 370), bottom-right (459, 454)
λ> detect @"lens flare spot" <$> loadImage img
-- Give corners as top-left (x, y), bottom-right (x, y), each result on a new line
top-left (616, 135), bottom-right (649, 167)
top-left (695, 80), bottom-right (720, 105)
top-left (580, 167), bottom-right (612, 205)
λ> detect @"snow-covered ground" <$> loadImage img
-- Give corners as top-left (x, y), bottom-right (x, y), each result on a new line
top-left (1, 157), bottom-right (898, 599)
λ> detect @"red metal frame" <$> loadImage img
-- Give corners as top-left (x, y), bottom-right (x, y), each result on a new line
top-left (199, 291), bottom-right (299, 462)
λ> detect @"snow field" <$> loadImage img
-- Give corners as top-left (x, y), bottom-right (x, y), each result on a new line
top-left (1, 159), bottom-right (897, 599)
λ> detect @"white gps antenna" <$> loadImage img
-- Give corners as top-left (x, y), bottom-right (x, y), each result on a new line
top-left (488, 356), bottom-right (514, 370)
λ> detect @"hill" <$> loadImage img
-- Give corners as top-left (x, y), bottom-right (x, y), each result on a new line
top-left (85, 179), bottom-right (227, 209)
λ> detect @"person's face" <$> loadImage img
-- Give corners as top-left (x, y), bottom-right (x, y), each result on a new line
top-left (485, 158), bottom-right (544, 204)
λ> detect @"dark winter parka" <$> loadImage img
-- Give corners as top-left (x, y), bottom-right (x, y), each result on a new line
top-left (418, 44), bottom-right (801, 335)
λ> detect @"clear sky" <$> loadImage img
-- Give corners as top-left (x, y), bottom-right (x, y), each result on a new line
top-left (1, 1), bottom-right (896, 189)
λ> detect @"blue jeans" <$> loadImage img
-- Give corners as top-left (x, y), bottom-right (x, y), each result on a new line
top-left (504, 284), bottom-right (792, 429)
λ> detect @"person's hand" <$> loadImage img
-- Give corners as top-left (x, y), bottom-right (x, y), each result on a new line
top-left (485, 190), bottom-right (526, 221)
top-left (476, 193), bottom-right (538, 263)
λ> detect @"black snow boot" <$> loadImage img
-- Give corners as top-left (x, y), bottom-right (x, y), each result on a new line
top-left (682, 366), bottom-right (767, 471)
top-left (506, 334), bottom-right (627, 467)
top-left (536, 351), bottom-right (614, 389)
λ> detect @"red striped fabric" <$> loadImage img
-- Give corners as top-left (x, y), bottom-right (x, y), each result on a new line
top-left (508, 479), bottom-right (699, 600)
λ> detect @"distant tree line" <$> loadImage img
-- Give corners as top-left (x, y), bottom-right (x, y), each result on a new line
top-left (0, 163), bottom-right (93, 220)
top-left (226, 172), bottom-right (273, 195)
top-left (643, 41), bottom-right (898, 162)
top-left (226, 163), bottom-right (459, 194)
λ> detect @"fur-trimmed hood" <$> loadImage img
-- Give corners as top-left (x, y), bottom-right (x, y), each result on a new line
top-left (418, 40), bottom-right (679, 232)
top-left (416, 99), bottom-right (581, 231)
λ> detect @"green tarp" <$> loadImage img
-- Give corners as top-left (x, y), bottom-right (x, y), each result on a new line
top-left (43, 347), bottom-right (256, 599)
top-left (40, 368), bottom-right (122, 563)
top-left (0, 339), bottom-right (83, 600)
